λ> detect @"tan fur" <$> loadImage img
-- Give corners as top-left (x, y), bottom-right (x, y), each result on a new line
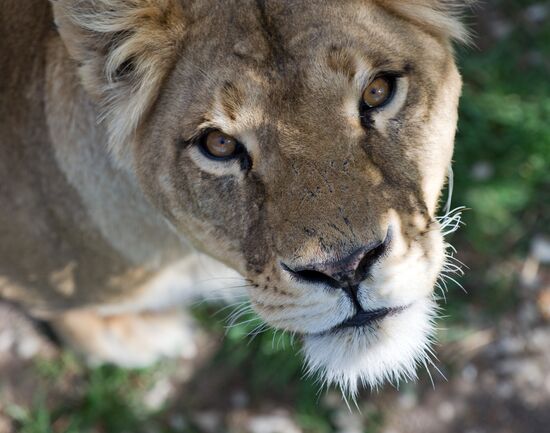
top-left (375, 0), bottom-right (471, 44)
top-left (52, 0), bottom-right (187, 164)
top-left (52, 309), bottom-right (199, 366)
top-left (1, 0), bottom-right (467, 373)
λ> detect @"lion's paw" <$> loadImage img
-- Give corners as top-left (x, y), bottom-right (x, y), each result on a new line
top-left (52, 309), bottom-right (200, 368)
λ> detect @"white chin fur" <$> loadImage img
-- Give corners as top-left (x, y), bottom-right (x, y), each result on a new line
top-left (302, 298), bottom-right (437, 397)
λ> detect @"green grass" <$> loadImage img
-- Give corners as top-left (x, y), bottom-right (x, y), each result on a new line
top-left (191, 306), bottom-right (339, 432)
top-left (8, 356), bottom-right (162, 433)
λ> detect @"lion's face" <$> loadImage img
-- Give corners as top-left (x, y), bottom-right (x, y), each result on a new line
top-left (54, 0), bottom-right (465, 394)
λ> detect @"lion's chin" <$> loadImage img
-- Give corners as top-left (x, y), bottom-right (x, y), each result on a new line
top-left (301, 298), bottom-right (438, 397)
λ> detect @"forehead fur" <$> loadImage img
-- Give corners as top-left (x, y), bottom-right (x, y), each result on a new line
top-left (52, 0), bottom-right (469, 167)
top-left (170, 1), bottom-right (460, 136)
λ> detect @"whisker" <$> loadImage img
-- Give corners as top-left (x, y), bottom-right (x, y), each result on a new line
top-left (271, 329), bottom-right (279, 350)
top-left (426, 356), bottom-right (447, 382)
top-left (277, 330), bottom-right (287, 350)
top-left (290, 331), bottom-right (296, 348)
top-left (192, 293), bottom-right (250, 306)
top-left (226, 305), bottom-right (255, 328)
top-left (226, 307), bottom-right (254, 325)
top-left (225, 302), bottom-right (252, 318)
top-left (440, 273), bottom-right (467, 293)
top-left (224, 316), bottom-right (260, 332)
top-left (212, 300), bottom-right (251, 316)
top-left (434, 282), bottom-right (447, 303)
top-left (246, 322), bottom-right (269, 344)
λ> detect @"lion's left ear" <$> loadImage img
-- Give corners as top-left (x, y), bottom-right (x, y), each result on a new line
top-left (374, 0), bottom-right (472, 45)
top-left (51, 0), bottom-right (187, 164)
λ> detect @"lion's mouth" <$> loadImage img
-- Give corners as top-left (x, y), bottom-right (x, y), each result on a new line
top-left (338, 307), bottom-right (390, 328)
top-left (301, 305), bottom-right (410, 337)
top-left (336, 305), bottom-right (408, 330)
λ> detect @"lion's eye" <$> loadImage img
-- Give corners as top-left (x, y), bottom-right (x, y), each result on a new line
top-left (201, 130), bottom-right (238, 159)
top-left (362, 76), bottom-right (394, 108)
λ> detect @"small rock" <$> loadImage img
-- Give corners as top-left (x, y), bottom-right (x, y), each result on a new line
top-left (532, 236), bottom-right (550, 263)
top-left (495, 381), bottom-right (514, 399)
top-left (470, 161), bottom-right (494, 181)
top-left (438, 402), bottom-right (456, 421)
top-left (143, 378), bottom-right (174, 411)
top-left (231, 390), bottom-right (249, 409)
top-left (169, 415), bottom-right (188, 431)
top-left (247, 412), bottom-right (302, 433)
top-left (322, 390), bottom-right (344, 409)
top-left (16, 336), bottom-right (42, 360)
top-left (495, 336), bottom-right (524, 355)
top-left (518, 303), bottom-right (539, 326)
top-left (193, 411), bottom-right (222, 433)
top-left (333, 408), bottom-right (364, 433)
top-left (489, 19), bottom-right (514, 40)
top-left (0, 331), bottom-right (14, 353)
top-left (461, 364), bottom-right (478, 382)
top-left (397, 391), bottom-right (417, 410)
top-left (525, 3), bottom-right (549, 23)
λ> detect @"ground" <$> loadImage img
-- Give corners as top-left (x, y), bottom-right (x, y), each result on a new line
top-left (0, 1), bottom-right (548, 432)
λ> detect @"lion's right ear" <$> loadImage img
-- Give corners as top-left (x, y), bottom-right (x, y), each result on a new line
top-left (51, 0), bottom-right (187, 164)
top-left (374, 0), bottom-right (472, 45)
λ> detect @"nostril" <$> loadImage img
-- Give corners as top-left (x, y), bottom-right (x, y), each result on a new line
top-left (294, 269), bottom-right (342, 288)
top-left (281, 263), bottom-right (342, 288)
top-left (354, 238), bottom-right (389, 280)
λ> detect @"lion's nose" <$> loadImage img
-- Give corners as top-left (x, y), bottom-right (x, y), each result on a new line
top-left (281, 231), bottom-right (391, 289)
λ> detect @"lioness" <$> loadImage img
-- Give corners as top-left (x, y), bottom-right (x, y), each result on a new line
top-left (0, 0), bottom-right (467, 395)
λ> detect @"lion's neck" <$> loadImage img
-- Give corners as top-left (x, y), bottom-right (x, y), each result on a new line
top-left (45, 37), bottom-right (189, 268)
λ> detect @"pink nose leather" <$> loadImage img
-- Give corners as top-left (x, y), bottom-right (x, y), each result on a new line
top-left (306, 247), bottom-right (370, 283)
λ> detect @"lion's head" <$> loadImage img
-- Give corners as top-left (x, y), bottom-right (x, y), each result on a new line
top-left (53, 0), bottom-right (468, 394)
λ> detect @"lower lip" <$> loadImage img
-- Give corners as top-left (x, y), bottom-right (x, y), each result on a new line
top-left (338, 306), bottom-right (406, 329)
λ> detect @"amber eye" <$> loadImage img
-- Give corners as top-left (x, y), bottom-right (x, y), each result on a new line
top-left (362, 76), bottom-right (394, 108)
top-left (201, 130), bottom-right (238, 159)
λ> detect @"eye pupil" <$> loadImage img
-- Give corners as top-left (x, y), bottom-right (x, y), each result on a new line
top-left (203, 130), bottom-right (238, 158)
top-left (362, 76), bottom-right (393, 108)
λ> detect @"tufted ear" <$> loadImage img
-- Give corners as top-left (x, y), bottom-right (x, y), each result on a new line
top-left (374, 0), bottom-right (472, 44)
top-left (51, 0), bottom-right (187, 164)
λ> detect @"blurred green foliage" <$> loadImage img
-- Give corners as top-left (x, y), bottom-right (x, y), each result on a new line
top-left (449, 0), bottom-right (549, 319)
top-left (455, 36), bottom-right (549, 252)
top-left (9, 355), bottom-right (160, 433)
